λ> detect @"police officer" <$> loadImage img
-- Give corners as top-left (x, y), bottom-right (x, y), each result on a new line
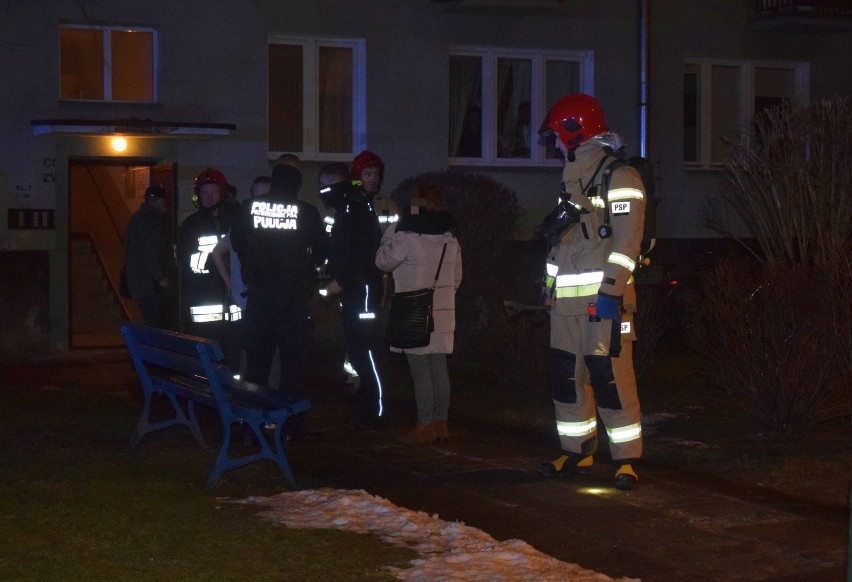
top-left (178, 168), bottom-right (240, 363)
top-left (536, 94), bottom-right (646, 490)
top-left (230, 163), bottom-right (327, 401)
top-left (320, 175), bottom-right (386, 429)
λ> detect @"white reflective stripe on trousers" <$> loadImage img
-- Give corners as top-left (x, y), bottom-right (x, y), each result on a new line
top-left (606, 422), bottom-right (642, 444)
top-left (556, 417), bottom-right (597, 437)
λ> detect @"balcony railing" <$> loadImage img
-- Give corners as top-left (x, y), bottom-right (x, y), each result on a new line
top-left (751, 0), bottom-right (852, 31)
top-left (756, 0), bottom-right (852, 15)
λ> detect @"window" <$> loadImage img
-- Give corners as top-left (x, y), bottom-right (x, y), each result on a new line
top-left (449, 46), bottom-right (593, 166)
top-left (683, 58), bottom-right (808, 167)
top-left (60, 25), bottom-right (156, 102)
top-left (268, 35), bottom-right (366, 160)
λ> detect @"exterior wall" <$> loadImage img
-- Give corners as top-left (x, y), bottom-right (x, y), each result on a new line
top-left (1, 0), bottom-right (850, 354)
top-left (649, 0), bottom-right (852, 240)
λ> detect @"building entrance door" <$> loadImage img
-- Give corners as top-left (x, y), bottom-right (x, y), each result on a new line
top-left (68, 160), bottom-right (176, 348)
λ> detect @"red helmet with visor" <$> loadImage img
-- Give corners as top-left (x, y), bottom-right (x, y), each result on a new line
top-left (539, 94), bottom-right (609, 150)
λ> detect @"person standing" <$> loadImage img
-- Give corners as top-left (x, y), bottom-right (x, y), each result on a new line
top-left (352, 150), bottom-right (398, 234)
top-left (320, 173), bottom-right (386, 429)
top-left (122, 185), bottom-right (174, 328)
top-left (210, 175), bottom-right (272, 378)
top-left (177, 168), bottom-right (240, 364)
top-left (536, 93), bottom-right (646, 490)
top-left (375, 185), bottom-right (462, 445)
top-left (230, 164), bottom-right (327, 404)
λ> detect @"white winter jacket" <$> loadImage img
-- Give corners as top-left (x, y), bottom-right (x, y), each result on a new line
top-left (375, 220), bottom-right (462, 354)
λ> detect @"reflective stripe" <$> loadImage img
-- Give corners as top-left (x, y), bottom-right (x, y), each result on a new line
top-left (608, 187), bottom-right (644, 202)
top-left (606, 422), bottom-right (642, 444)
top-left (556, 417), bottom-right (597, 437)
top-left (343, 360), bottom-right (358, 378)
top-left (555, 283), bottom-right (600, 299)
top-left (190, 303), bottom-right (241, 323)
top-left (190, 235), bottom-right (221, 274)
top-left (359, 312), bottom-right (376, 319)
top-left (546, 263), bottom-right (559, 277)
top-left (367, 349), bottom-right (384, 416)
top-left (608, 252), bottom-right (636, 272)
top-left (555, 270), bottom-right (603, 299)
top-left (588, 196), bottom-right (606, 209)
top-left (378, 214), bottom-right (399, 224)
top-left (557, 271), bottom-right (603, 286)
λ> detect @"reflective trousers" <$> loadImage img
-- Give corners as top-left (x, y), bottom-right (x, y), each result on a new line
top-left (549, 312), bottom-right (642, 461)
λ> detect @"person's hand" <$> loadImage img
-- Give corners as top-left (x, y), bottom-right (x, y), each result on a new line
top-left (595, 292), bottom-right (622, 320)
top-left (326, 279), bottom-right (343, 295)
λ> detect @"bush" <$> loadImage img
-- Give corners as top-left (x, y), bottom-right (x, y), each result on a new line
top-left (699, 97), bottom-right (852, 434)
top-left (687, 259), bottom-right (844, 435)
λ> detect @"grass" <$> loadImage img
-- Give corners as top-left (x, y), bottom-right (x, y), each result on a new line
top-left (0, 363), bottom-right (415, 581)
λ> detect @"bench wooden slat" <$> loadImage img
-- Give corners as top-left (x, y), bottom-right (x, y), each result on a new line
top-left (121, 322), bottom-right (309, 490)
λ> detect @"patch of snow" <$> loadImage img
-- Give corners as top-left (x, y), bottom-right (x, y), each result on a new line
top-left (235, 488), bottom-right (639, 582)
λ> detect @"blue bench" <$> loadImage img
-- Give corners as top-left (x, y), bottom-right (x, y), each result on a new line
top-left (121, 323), bottom-right (310, 490)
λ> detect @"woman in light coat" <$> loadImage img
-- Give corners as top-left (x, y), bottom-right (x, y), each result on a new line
top-left (375, 185), bottom-right (462, 445)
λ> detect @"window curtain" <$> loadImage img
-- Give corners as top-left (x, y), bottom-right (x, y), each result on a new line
top-left (449, 55), bottom-right (482, 157)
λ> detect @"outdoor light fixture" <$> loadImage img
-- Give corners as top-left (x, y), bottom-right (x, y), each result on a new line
top-left (111, 136), bottom-right (128, 152)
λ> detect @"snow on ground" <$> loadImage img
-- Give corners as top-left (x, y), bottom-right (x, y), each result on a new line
top-left (235, 488), bottom-right (639, 581)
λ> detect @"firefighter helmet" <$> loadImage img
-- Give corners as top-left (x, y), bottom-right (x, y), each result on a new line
top-left (193, 168), bottom-right (229, 195)
top-left (539, 94), bottom-right (609, 150)
top-left (351, 150), bottom-right (385, 181)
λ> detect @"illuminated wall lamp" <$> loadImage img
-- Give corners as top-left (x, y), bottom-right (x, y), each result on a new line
top-left (111, 136), bottom-right (128, 152)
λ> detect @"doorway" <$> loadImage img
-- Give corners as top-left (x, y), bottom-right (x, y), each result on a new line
top-left (68, 159), bottom-right (177, 348)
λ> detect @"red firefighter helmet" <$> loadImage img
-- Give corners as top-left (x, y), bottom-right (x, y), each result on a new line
top-left (351, 150), bottom-right (385, 181)
top-left (193, 168), bottom-right (229, 194)
top-left (539, 94), bottom-right (609, 150)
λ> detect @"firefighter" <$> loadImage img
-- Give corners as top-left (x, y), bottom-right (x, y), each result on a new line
top-left (352, 150), bottom-right (399, 234)
top-left (320, 176), bottom-right (386, 429)
top-left (177, 168), bottom-right (240, 364)
top-left (536, 94), bottom-right (645, 490)
top-left (230, 163), bottom-right (327, 402)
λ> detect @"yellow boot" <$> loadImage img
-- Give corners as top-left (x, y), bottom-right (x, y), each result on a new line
top-left (537, 453), bottom-right (593, 478)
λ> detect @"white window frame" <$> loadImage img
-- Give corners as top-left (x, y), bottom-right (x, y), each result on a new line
top-left (684, 57), bottom-right (809, 169)
top-left (59, 24), bottom-right (158, 103)
top-left (448, 45), bottom-right (594, 168)
top-left (268, 35), bottom-right (367, 161)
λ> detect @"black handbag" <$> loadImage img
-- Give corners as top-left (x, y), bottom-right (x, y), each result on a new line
top-left (386, 243), bottom-right (447, 349)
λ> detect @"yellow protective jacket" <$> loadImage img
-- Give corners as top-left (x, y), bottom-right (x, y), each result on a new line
top-left (545, 143), bottom-right (646, 317)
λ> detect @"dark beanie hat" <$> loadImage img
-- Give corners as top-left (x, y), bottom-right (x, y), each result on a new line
top-left (145, 185), bottom-right (166, 200)
top-left (270, 163), bottom-right (302, 198)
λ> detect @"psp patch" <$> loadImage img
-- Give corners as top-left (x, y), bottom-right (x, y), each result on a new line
top-left (620, 321), bottom-right (631, 334)
top-left (611, 201), bottom-right (631, 215)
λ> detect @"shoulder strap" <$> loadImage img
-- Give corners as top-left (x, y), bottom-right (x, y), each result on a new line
top-left (432, 243), bottom-right (448, 289)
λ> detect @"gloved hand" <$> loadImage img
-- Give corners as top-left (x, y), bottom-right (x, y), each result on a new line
top-left (595, 292), bottom-right (622, 321)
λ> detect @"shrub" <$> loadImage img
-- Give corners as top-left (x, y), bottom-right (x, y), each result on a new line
top-left (698, 98), bottom-right (852, 433)
top-left (688, 259), bottom-right (843, 435)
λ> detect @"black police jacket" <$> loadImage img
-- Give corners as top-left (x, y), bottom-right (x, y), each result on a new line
top-left (327, 190), bottom-right (382, 291)
top-left (230, 195), bottom-right (328, 292)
